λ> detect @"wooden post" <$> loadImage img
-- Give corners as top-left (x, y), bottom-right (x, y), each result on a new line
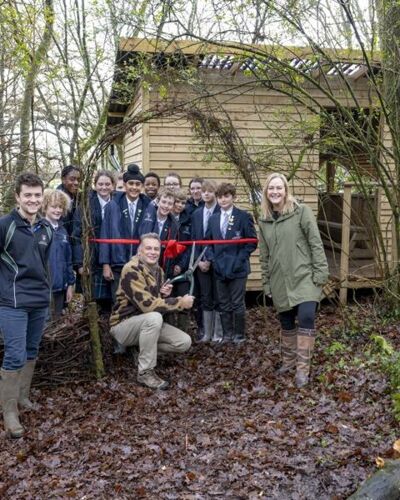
top-left (392, 216), bottom-right (399, 271)
top-left (142, 86), bottom-right (150, 173)
top-left (339, 184), bottom-right (352, 305)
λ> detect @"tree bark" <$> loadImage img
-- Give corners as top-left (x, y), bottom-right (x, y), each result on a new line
top-left (16, 0), bottom-right (54, 173)
top-left (86, 301), bottom-right (105, 379)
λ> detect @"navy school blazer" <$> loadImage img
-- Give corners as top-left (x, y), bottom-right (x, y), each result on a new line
top-left (99, 192), bottom-right (150, 268)
top-left (205, 206), bottom-right (257, 280)
top-left (171, 208), bottom-right (192, 272)
top-left (191, 204), bottom-right (220, 261)
top-left (71, 190), bottom-right (104, 269)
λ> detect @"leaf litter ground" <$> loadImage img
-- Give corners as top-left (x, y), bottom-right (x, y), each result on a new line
top-left (0, 301), bottom-right (398, 499)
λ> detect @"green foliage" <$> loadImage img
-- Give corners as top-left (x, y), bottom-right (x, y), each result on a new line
top-left (368, 334), bottom-right (400, 421)
top-left (370, 334), bottom-right (394, 356)
top-left (324, 341), bottom-right (348, 355)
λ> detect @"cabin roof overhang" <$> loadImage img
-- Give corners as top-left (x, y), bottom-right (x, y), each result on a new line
top-left (107, 37), bottom-right (381, 128)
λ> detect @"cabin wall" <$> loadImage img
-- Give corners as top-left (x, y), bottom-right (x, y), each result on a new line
top-left (123, 87), bottom-right (144, 167)
top-left (121, 69), bottom-right (391, 290)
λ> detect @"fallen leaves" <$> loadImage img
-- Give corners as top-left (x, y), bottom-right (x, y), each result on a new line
top-left (0, 303), bottom-right (398, 498)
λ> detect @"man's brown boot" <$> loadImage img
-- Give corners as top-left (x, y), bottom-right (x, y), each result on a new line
top-left (1, 369), bottom-right (24, 438)
top-left (275, 328), bottom-right (297, 375)
top-left (137, 369), bottom-right (169, 390)
top-left (295, 328), bottom-right (316, 388)
top-left (19, 360), bottom-right (36, 410)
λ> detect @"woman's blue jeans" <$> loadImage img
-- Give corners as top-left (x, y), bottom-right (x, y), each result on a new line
top-left (0, 306), bottom-right (48, 371)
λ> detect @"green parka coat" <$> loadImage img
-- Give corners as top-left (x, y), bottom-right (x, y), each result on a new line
top-left (258, 203), bottom-right (329, 313)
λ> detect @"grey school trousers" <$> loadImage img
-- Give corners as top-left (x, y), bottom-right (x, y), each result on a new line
top-left (110, 312), bottom-right (191, 374)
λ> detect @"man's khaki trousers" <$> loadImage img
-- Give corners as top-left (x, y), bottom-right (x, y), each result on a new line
top-left (110, 312), bottom-right (191, 373)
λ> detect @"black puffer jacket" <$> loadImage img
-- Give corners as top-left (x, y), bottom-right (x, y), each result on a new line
top-left (0, 209), bottom-right (53, 308)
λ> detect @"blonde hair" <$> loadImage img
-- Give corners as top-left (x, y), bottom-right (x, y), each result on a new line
top-left (261, 173), bottom-right (297, 219)
top-left (42, 189), bottom-right (71, 216)
top-left (202, 179), bottom-right (217, 192)
top-left (156, 187), bottom-right (175, 201)
top-left (173, 188), bottom-right (188, 202)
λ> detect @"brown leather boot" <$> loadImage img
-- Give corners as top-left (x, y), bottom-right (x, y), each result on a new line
top-left (1, 369), bottom-right (24, 438)
top-left (275, 328), bottom-right (297, 375)
top-left (19, 360), bottom-right (36, 410)
top-left (295, 328), bottom-right (316, 388)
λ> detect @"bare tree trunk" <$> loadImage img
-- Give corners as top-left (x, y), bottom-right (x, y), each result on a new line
top-left (16, 0), bottom-right (54, 173)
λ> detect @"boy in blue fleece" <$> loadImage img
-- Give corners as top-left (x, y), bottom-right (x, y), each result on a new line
top-left (43, 189), bottom-right (75, 320)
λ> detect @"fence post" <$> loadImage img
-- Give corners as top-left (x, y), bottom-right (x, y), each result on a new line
top-left (340, 183), bottom-right (352, 305)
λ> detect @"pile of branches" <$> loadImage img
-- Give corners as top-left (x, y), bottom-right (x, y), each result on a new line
top-left (0, 312), bottom-right (112, 387)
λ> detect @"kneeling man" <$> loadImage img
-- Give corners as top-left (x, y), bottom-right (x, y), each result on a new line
top-left (109, 233), bottom-right (194, 389)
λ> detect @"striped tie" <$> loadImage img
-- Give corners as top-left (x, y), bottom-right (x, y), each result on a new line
top-left (221, 212), bottom-right (229, 238)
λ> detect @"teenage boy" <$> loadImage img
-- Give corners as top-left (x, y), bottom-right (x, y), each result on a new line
top-left (99, 163), bottom-right (150, 301)
top-left (206, 183), bottom-right (257, 344)
top-left (109, 233), bottom-right (193, 390)
top-left (185, 177), bottom-right (204, 217)
top-left (144, 172), bottom-right (161, 201)
top-left (170, 188), bottom-right (191, 331)
top-left (191, 180), bottom-right (222, 342)
top-left (57, 164), bottom-right (81, 236)
top-left (139, 187), bottom-right (178, 275)
top-left (0, 173), bottom-right (53, 438)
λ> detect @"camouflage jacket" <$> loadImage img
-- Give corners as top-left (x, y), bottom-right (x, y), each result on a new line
top-left (109, 255), bottom-right (185, 327)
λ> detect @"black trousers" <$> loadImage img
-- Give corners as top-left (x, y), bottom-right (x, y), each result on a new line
top-left (195, 268), bottom-right (219, 311)
top-left (279, 301), bottom-right (317, 330)
top-left (52, 291), bottom-right (65, 320)
top-left (110, 267), bottom-right (122, 303)
top-left (216, 277), bottom-right (247, 314)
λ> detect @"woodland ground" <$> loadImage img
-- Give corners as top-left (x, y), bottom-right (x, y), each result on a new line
top-left (0, 300), bottom-right (398, 499)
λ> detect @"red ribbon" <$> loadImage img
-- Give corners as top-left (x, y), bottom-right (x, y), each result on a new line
top-left (163, 240), bottom-right (187, 258)
top-left (90, 238), bottom-right (258, 245)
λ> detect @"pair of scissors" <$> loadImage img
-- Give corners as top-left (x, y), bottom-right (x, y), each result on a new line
top-left (168, 242), bottom-right (208, 295)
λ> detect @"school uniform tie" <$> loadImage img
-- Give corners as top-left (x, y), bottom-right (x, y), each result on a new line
top-left (129, 203), bottom-right (136, 234)
top-left (204, 209), bottom-right (211, 236)
top-left (221, 212), bottom-right (229, 238)
top-left (157, 219), bottom-right (164, 238)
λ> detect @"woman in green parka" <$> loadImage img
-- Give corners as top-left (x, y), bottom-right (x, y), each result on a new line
top-left (258, 173), bottom-right (329, 388)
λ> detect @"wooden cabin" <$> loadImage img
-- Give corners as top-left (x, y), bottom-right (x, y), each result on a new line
top-left (107, 38), bottom-right (397, 301)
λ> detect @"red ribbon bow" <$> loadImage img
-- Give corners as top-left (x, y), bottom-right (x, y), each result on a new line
top-left (163, 240), bottom-right (187, 259)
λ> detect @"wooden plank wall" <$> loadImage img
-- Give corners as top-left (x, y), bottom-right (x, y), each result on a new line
top-left (121, 69), bottom-right (390, 291)
top-left (379, 121), bottom-right (395, 269)
top-left (123, 87), bottom-right (144, 166)
top-left (145, 73), bottom-right (322, 290)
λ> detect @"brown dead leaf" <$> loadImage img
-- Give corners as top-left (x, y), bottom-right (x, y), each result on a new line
top-left (16, 450), bottom-right (27, 463)
top-left (325, 424), bottom-right (339, 434)
top-left (375, 457), bottom-right (385, 468)
top-left (393, 439), bottom-right (400, 458)
top-left (244, 419), bottom-right (257, 430)
top-left (337, 391), bottom-right (353, 403)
